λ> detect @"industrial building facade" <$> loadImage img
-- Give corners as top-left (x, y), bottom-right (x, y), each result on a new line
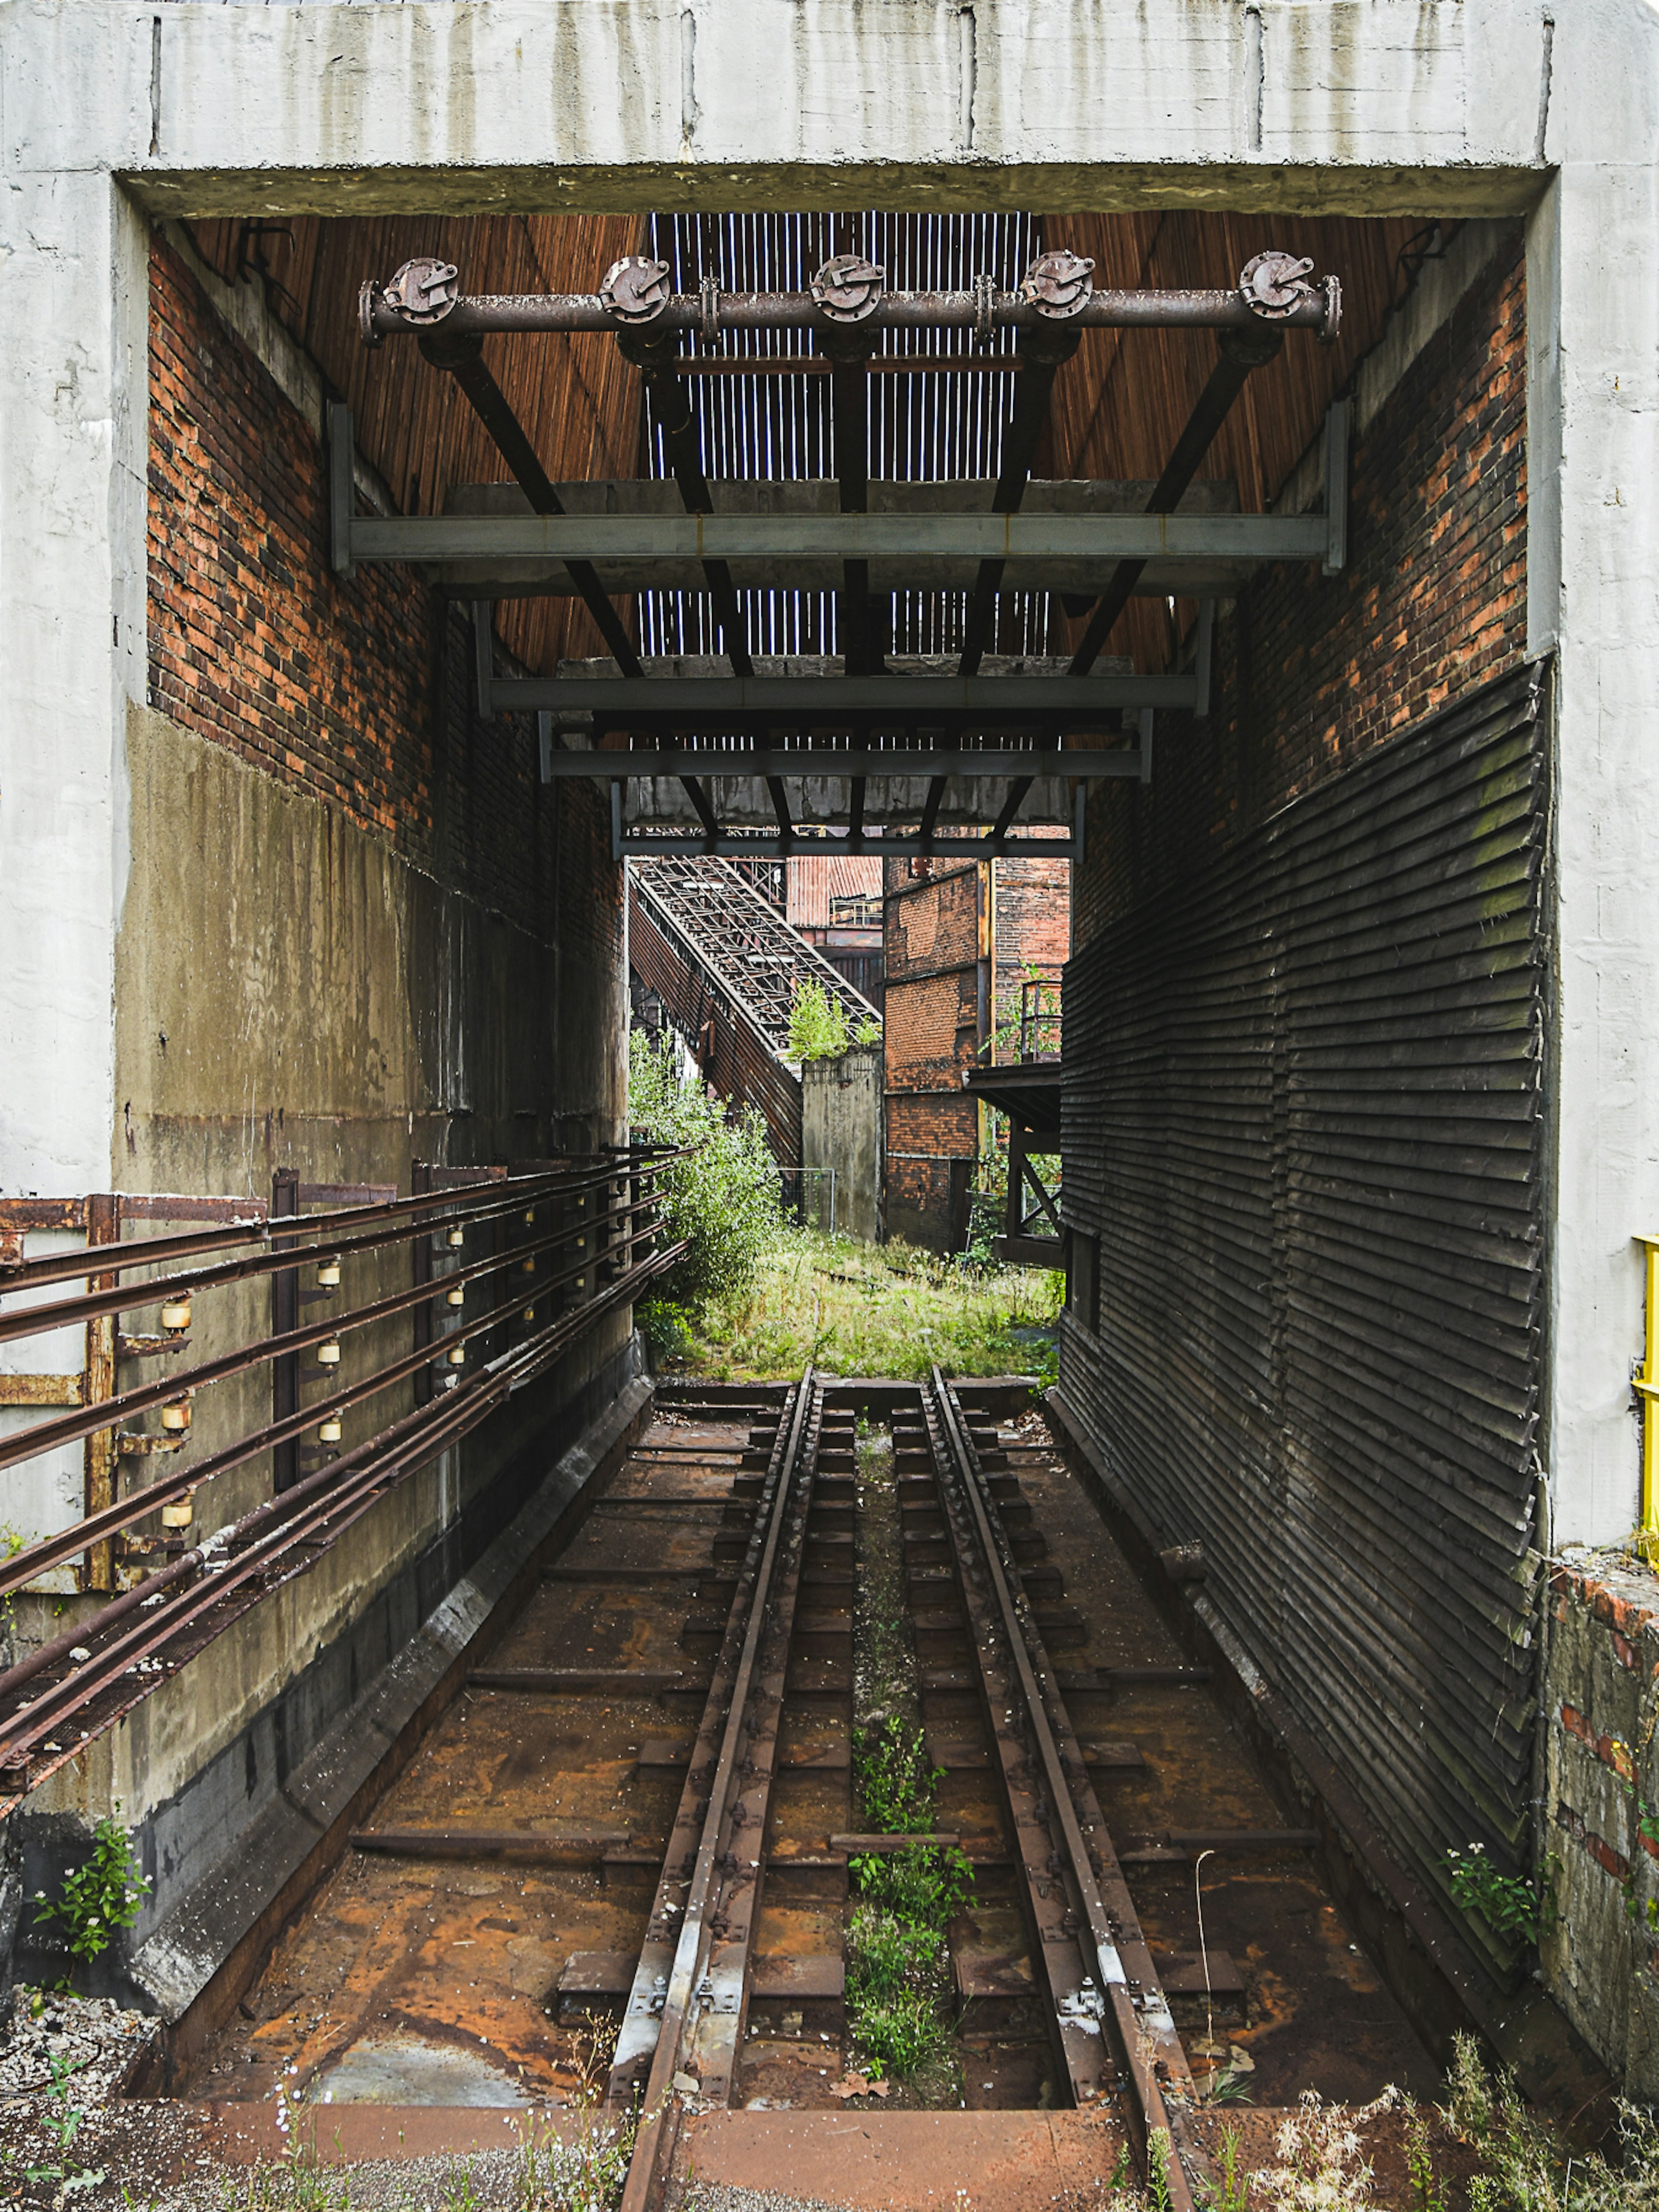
top-left (1, 0), bottom-right (1657, 2130)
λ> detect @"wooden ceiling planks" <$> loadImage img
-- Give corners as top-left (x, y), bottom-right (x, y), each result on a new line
top-left (181, 209), bottom-right (1434, 684)
top-left (1044, 212), bottom-right (1436, 671)
top-left (185, 212), bottom-right (646, 674)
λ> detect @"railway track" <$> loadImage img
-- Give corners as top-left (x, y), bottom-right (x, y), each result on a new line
top-left (188, 1369), bottom-right (1438, 2205)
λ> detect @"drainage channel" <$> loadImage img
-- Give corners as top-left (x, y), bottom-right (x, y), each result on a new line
top-left (175, 1371), bottom-right (1443, 2206)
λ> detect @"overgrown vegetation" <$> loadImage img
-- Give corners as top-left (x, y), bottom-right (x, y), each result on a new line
top-left (667, 1227), bottom-right (1062, 1381)
top-left (842, 1719), bottom-right (970, 2085)
top-left (31, 1811), bottom-right (151, 1990)
top-left (627, 1031), bottom-right (782, 1310)
top-left (786, 977), bottom-right (881, 1062)
top-left (1090, 2034), bottom-right (1659, 2211)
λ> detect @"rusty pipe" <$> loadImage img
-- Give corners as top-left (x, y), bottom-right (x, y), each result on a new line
top-left (365, 284), bottom-right (1339, 341)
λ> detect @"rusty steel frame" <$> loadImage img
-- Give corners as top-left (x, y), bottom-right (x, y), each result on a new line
top-left (0, 1174), bottom-right (662, 1595)
top-left (623, 331), bottom-right (755, 679)
top-left (0, 1157), bottom-right (644, 1301)
top-left (0, 1157), bottom-right (647, 1343)
top-left (922, 1367), bottom-right (1200, 2207)
top-left (0, 1239), bottom-right (682, 1809)
top-left (610, 1372), bottom-right (821, 2212)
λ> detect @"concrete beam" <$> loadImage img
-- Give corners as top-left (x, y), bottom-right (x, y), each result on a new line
top-left (4, 3), bottom-right (1549, 217)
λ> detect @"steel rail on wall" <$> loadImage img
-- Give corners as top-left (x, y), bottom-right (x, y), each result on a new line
top-left (0, 1154), bottom-right (681, 1810)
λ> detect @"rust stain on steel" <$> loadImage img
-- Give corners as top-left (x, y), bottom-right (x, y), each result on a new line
top-left (186, 1404), bottom-right (782, 2110)
top-left (924, 1370), bottom-right (1199, 2209)
top-left (610, 1376), bottom-right (819, 2212)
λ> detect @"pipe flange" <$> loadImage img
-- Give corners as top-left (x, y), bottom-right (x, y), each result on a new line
top-left (379, 257), bottom-right (461, 327)
top-left (699, 274), bottom-right (721, 345)
top-left (1020, 248), bottom-right (1095, 319)
top-left (1239, 249), bottom-right (1316, 321)
top-left (1319, 273), bottom-right (1344, 344)
top-left (601, 256), bottom-right (675, 326)
top-left (810, 253), bottom-right (886, 324)
top-left (357, 278), bottom-right (384, 349)
top-left (973, 272), bottom-right (996, 349)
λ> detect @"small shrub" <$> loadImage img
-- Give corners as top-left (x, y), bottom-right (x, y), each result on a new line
top-left (787, 978), bottom-right (851, 1062)
top-left (856, 1717), bottom-right (941, 1834)
top-left (851, 1842), bottom-right (973, 1928)
top-left (638, 1298), bottom-right (693, 1363)
top-left (32, 1809), bottom-right (151, 1986)
top-left (628, 1031), bottom-right (782, 1309)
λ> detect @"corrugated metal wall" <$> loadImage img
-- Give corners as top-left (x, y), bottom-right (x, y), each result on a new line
top-left (1059, 661), bottom-right (1548, 1967)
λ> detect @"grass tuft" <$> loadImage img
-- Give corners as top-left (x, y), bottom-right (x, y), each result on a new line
top-left (659, 1227), bottom-right (1062, 1383)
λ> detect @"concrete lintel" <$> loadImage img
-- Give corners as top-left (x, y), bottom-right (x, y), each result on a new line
top-left (121, 164), bottom-right (1547, 224)
top-left (5, 0), bottom-right (1563, 212)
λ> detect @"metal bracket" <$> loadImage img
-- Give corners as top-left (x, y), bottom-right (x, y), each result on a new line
top-left (474, 600), bottom-right (496, 720)
top-left (1322, 397), bottom-right (1350, 576)
top-left (1193, 599), bottom-right (1214, 718)
top-left (327, 401), bottom-right (356, 578)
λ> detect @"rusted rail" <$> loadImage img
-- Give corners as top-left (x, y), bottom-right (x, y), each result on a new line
top-left (922, 1367), bottom-right (1201, 2207)
top-left (610, 1370), bottom-right (825, 2212)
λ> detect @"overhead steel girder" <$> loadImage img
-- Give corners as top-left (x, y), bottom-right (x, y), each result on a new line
top-left (337, 507), bottom-right (1332, 570)
top-left (495, 671), bottom-right (1197, 724)
top-left (542, 746), bottom-right (1144, 779)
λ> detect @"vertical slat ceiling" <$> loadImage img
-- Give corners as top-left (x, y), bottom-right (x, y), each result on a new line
top-left (1060, 660), bottom-right (1547, 1979)
top-left (637, 210), bottom-right (1051, 662)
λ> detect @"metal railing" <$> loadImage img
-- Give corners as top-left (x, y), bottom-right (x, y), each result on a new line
top-left (1016, 973), bottom-right (1062, 1063)
top-left (0, 1153), bottom-right (681, 1806)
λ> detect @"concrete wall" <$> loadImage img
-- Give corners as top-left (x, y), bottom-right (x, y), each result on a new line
top-left (0, 137), bottom-right (631, 1991)
top-left (803, 1049), bottom-right (882, 1245)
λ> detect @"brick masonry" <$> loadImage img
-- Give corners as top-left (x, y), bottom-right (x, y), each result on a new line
top-left (1076, 228), bottom-right (1527, 950)
top-left (1542, 1558), bottom-right (1659, 2090)
top-left (146, 226), bottom-right (617, 981)
top-left (882, 861), bottom-right (983, 1250)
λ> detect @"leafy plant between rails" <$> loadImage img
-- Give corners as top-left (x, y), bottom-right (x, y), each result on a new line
top-left (32, 1810), bottom-right (152, 1990)
top-left (843, 1720), bottom-right (973, 2084)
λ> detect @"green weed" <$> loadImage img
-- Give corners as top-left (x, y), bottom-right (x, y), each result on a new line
top-left (847, 1987), bottom-right (950, 2076)
top-left (855, 1717), bottom-right (941, 1835)
top-left (1444, 1843), bottom-right (1547, 1945)
top-left (32, 1808), bottom-right (151, 1988)
top-left (850, 1841), bottom-right (974, 1927)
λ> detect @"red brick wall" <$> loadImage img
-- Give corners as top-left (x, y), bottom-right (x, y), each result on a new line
top-left (882, 862), bottom-right (984, 1250)
top-left (993, 852), bottom-right (1069, 1051)
top-left (147, 228), bottom-right (617, 965)
top-left (1076, 229), bottom-right (1527, 948)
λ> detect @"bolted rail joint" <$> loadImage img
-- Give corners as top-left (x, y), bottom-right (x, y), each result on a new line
top-left (360, 247), bottom-right (1342, 344)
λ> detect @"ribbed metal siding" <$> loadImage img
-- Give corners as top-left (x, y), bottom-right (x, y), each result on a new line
top-left (1059, 661), bottom-right (1548, 1966)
